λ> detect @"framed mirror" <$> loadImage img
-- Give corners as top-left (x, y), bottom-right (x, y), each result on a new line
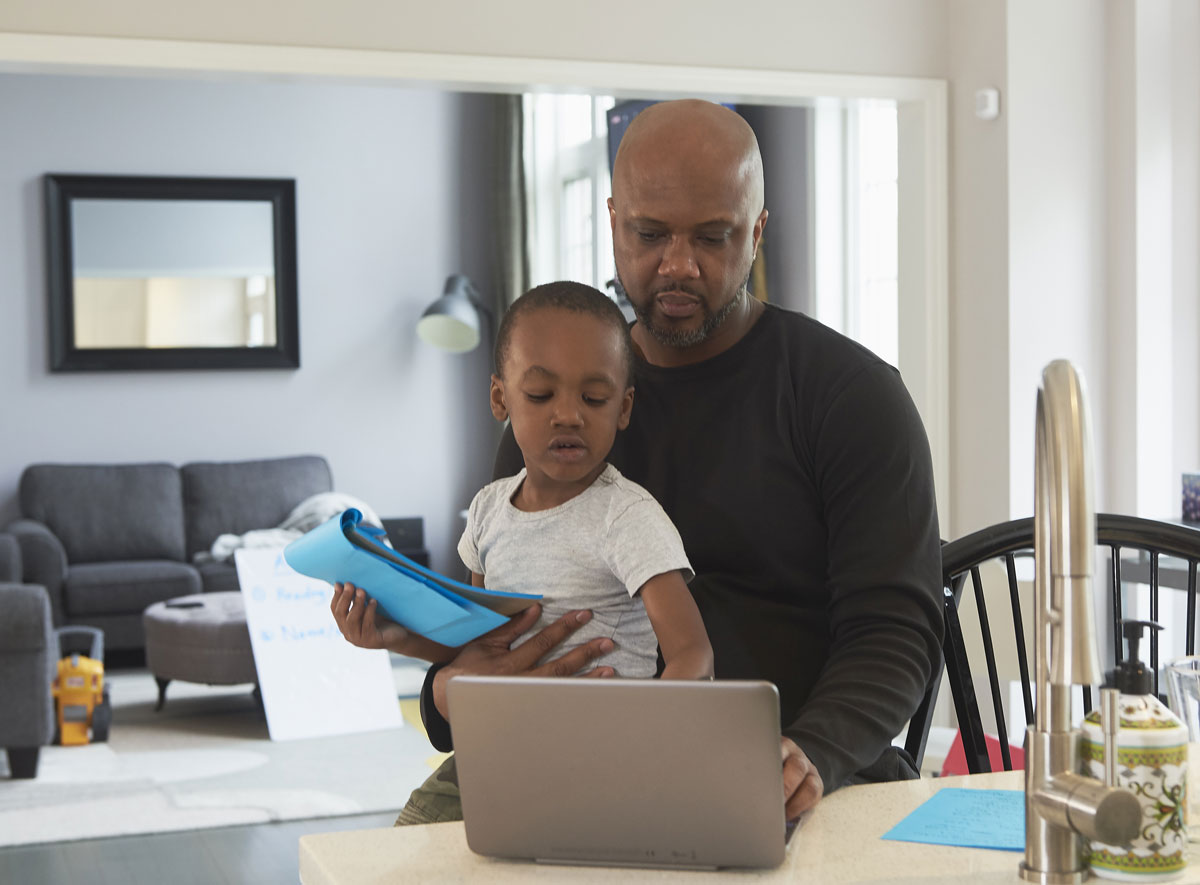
top-left (44, 174), bottom-right (299, 371)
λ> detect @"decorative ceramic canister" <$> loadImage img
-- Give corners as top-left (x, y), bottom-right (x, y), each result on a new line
top-left (1081, 621), bottom-right (1188, 881)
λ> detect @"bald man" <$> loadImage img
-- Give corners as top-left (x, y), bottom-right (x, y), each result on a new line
top-left (334, 99), bottom-right (943, 823)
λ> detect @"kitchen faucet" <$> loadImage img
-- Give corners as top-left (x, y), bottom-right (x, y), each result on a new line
top-left (1021, 360), bottom-right (1141, 882)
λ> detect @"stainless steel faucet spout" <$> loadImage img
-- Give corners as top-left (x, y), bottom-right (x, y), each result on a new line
top-left (1021, 361), bottom-right (1139, 883)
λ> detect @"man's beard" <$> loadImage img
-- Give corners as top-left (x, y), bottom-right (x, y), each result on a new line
top-left (619, 274), bottom-right (749, 349)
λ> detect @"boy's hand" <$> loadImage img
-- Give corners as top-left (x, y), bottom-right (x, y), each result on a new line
top-left (330, 582), bottom-right (411, 653)
top-left (432, 604), bottom-right (616, 718)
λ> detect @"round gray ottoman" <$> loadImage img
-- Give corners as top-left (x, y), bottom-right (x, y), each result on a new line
top-left (143, 592), bottom-right (258, 711)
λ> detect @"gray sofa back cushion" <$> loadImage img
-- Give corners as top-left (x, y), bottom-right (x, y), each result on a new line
top-left (19, 463), bottom-right (186, 564)
top-left (182, 455), bottom-right (333, 559)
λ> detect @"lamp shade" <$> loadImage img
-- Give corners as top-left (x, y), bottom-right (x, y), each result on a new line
top-left (417, 274), bottom-right (486, 353)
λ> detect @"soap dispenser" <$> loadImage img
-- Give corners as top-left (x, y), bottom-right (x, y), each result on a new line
top-left (1082, 619), bottom-right (1189, 880)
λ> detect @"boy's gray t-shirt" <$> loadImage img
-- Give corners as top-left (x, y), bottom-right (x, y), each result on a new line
top-left (458, 463), bottom-right (693, 678)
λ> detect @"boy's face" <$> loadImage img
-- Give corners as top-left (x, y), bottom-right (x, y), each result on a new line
top-left (491, 307), bottom-right (634, 498)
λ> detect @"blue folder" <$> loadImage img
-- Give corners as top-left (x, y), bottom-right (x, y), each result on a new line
top-left (284, 508), bottom-right (541, 647)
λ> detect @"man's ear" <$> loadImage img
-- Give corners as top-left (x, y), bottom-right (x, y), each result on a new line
top-left (489, 375), bottom-right (508, 422)
top-left (751, 208), bottom-right (769, 260)
top-left (607, 196), bottom-right (617, 234)
top-left (617, 386), bottom-right (635, 431)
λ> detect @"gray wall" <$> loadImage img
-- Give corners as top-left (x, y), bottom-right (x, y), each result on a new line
top-left (740, 104), bottom-right (812, 314)
top-left (0, 72), bottom-right (501, 573)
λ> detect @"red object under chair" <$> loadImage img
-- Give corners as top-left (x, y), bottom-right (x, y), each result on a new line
top-left (939, 729), bottom-right (1025, 776)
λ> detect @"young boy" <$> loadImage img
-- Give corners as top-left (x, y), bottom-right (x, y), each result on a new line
top-left (332, 281), bottom-right (712, 681)
top-left (460, 280), bottom-right (712, 679)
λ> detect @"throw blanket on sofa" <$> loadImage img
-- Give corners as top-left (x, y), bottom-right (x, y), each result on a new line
top-left (196, 492), bottom-right (386, 563)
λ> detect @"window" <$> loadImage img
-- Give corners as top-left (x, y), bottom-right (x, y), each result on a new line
top-left (813, 100), bottom-right (899, 368)
top-left (525, 94), bottom-right (901, 370)
top-left (524, 93), bottom-right (617, 294)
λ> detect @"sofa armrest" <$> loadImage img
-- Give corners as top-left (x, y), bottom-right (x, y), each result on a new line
top-left (0, 533), bottom-right (20, 583)
top-left (0, 582), bottom-right (57, 749)
top-left (0, 583), bottom-right (55, 650)
top-left (6, 520), bottom-right (68, 626)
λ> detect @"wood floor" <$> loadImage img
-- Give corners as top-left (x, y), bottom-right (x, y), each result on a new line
top-left (0, 810), bottom-right (398, 884)
top-left (1, 651), bottom-right (422, 884)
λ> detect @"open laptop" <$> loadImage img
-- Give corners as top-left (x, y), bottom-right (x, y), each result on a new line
top-left (447, 676), bottom-right (790, 870)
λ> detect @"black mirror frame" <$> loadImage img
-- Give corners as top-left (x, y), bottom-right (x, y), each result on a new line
top-left (44, 173), bottom-right (300, 372)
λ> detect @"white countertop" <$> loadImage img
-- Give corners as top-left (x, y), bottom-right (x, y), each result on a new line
top-left (297, 769), bottom-right (1200, 884)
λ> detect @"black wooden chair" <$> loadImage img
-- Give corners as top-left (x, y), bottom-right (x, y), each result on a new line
top-left (904, 515), bottom-right (1200, 775)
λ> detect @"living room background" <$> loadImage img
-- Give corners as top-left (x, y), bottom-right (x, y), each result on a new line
top-left (0, 71), bottom-right (502, 573)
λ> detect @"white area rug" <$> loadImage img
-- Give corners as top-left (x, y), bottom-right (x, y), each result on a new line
top-left (0, 658), bottom-right (445, 847)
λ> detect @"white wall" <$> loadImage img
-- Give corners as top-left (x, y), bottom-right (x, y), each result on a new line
top-left (945, 0), bottom-right (1010, 536)
top-left (1006, 0), bottom-right (1110, 518)
top-left (1001, 0), bottom-right (1198, 523)
top-left (944, 0), bottom-right (1195, 532)
top-left (1171, 0), bottom-right (1200, 496)
top-left (0, 0), bottom-right (950, 80)
top-left (1107, 0), bottom-right (1177, 519)
top-left (0, 73), bottom-right (500, 573)
top-left (738, 104), bottom-right (812, 316)
top-left (1130, 0), bottom-right (1177, 520)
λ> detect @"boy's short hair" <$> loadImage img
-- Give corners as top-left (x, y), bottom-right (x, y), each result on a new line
top-left (494, 281), bottom-right (635, 386)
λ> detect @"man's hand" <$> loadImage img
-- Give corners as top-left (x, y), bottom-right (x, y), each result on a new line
top-left (781, 736), bottom-right (824, 819)
top-left (432, 603), bottom-right (616, 718)
top-left (330, 582), bottom-right (413, 653)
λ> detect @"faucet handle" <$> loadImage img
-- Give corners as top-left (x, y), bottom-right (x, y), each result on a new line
top-left (1074, 776), bottom-right (1143, 847)
top-left (1037, 772), bottom-right (1142, 848)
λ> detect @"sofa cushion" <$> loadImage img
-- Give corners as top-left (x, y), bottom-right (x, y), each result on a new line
top-left (182, 456), bottom-right (332, 560)
top-left (20, 463), bottom-right (185, 564)
top-left (64, 561), bottom-right (201, 618)
top-left (196, 561), bottom-right (242, 594)
top-left (73, 614), bottom-right (148, 653)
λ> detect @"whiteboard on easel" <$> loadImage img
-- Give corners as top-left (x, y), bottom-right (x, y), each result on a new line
top-left (235, 547), bottom-right (403, 741)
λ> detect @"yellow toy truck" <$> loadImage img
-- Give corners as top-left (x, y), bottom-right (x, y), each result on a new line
top-left (50, 627), bottom-right (112, 746)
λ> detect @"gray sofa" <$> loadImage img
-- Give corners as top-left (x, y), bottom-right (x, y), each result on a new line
top-left (0, 532), bottom-right (56, 778)
top-left (6, 455), bottom-right (333, 652)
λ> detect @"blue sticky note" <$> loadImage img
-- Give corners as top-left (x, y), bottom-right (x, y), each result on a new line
top-left (881, 788), bottom-right (1024, 851)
